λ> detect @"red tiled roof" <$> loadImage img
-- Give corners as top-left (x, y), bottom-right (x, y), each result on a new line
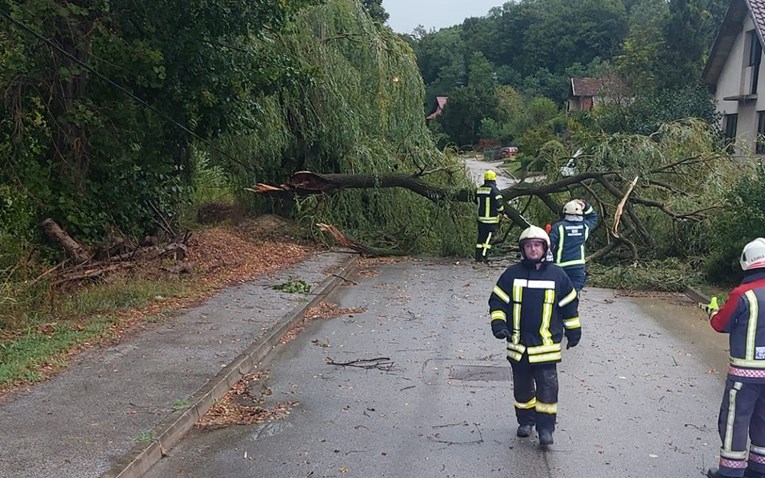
top-left (570, 76), bottom-right (628, 98)
top-left (426, 96), bottom-right (448, 120)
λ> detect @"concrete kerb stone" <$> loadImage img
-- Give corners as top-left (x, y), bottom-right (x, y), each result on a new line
top-left (101, 253), bottom-right (359, 478)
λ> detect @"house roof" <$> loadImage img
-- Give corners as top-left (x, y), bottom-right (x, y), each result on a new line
top-left (703, 0), bottom-right (765, 84)
top-left (569, 76), bottom-right (628, 98)
top-left (426, 96), bottom-right (448, 120)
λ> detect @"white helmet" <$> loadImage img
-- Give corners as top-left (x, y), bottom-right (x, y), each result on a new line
top-left (563, 200), bottom-right (583, 216)
top-left (519, 226), bottom-right (550, 262)
top-left (741, 238), bottom-right (765, 271)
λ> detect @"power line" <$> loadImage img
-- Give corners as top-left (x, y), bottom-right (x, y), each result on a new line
top-left (0, 7), bottom-right (254, 172)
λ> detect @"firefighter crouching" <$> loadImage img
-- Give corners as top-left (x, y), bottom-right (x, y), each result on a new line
top-left (489, 225), bottom-right (581, 446)
top-left (475, 170), bottom-right (506, 263)
top-left (706, 238), bottom-right (765, 478)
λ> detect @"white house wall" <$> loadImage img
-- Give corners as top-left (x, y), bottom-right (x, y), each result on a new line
top-left (715, 15), bottom-right (765, 154)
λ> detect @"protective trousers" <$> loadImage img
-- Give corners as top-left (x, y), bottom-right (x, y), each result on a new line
top-left (476, 222), bottom-right (498, 262)
top-left (509, 353), bottom-right (559, 433)
top-left (716, 379), bottom-right (765, 477)
top-left (564, 267), bottom-right (586, 292)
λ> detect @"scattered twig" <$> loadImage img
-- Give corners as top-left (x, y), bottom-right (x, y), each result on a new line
top-left (326, 357), bottom-right (394, 371)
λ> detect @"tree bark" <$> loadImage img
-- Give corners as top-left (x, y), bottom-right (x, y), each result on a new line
top-left (40, 218), bottom-right (91, 264)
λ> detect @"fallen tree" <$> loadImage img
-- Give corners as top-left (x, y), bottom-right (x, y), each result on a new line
top-left (248, 159), bottom-right (725, 261)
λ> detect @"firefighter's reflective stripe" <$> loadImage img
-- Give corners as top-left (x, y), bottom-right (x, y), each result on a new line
top-left (563, 317), bottom-right (581, 329)
top-left (536, 401), bottom-right (557, 414)
top-left (515, 397), bottom-right (536, 409)
top-left (559, 289), bottom-right (577, 307)
top-left (751, 444), bottom-right (765, 455)
top-left (528, 351), bottom-right (562, 363)
top-left (540, 289), bottom-right (554, 346)
top-left (729, 290), bottom-right (765, 368)
top-left (527, 343), bottom-right (561, 355)
top-left (554, 223), bottom-right (588, 267)
top-left (723, 382), bottom-right (743, 452)
top-left (495, 194), bottom-right (505, 213)
top-left (746, 290), bottom-right (758, 361)
top-left (493, 286), bottom-right (510, 303)
top-left (557, 256), bottom-right (586, 267)
top-left (507, 342), bottom-right (524, 361)
top-left (491, 310), bottom-right (506, 322)
top-left (477, 231), bottom-right (494, 256)
top-left (555, 225), bottom-right (565, 263)
top-left (512, 281), bottom-right (524, 344)
top-left (477, 187), bottom-right (500, 223)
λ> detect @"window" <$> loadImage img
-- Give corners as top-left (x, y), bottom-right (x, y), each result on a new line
top-left (749, 30), bottom-right (762, 93)
top-left (758, 112), bottom-right (765, 154)
top-left (724, 114), bottom-right (738, 140)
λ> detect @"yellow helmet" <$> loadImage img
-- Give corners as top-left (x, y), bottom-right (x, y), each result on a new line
top-left (484, 170), bottom-right (497, 181)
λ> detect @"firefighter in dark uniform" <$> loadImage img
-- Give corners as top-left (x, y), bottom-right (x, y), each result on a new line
top-left (489, 225), bottom-right (580, 446)
top-left (548, 199), bottom-right (598, 292)
top-left (706, 238), bottom-right (765, 478)
top-left (476, 170), bottom-right (506, 262)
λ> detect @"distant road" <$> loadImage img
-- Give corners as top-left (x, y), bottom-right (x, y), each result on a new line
top-left (462, 154), bottom-right (543, 188)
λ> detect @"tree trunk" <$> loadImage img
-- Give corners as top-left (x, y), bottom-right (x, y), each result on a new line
top-left (40, 218), bottom-right (91, 264)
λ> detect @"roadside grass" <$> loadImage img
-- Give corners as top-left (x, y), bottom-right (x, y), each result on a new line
top-left (0, 274), bottom-right (189, 390)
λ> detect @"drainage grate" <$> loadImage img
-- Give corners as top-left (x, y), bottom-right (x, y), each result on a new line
top-left (448, 365), bottom-right (511, 381)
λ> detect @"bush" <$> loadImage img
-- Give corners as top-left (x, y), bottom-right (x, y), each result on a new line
top-left (705, 162), bottom-right (765, 284)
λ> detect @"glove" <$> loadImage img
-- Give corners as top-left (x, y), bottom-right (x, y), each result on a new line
top-left (565, 329), bottom-right (581, 349)
top-left (493, 328), bottom-right (510, 340)
top-left (699, 297), bottom-right (719, 318)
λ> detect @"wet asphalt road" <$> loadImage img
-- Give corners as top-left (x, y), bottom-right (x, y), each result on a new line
top-left (144, 258), bottom-right (727, 478)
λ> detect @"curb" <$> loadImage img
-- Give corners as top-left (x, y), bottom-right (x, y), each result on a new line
top-left (685, 286), bottom-right (709, 305)
top-left (101, 253), bottom-right (359, 478)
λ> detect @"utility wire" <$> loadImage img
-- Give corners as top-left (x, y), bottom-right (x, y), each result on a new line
top-left (0, 7), bottom-right (254, 172)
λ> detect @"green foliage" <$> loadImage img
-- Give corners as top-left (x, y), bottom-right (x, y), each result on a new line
top-left (190, 148), bottom-right (234, 206)
top-left (273, 277), bottom-right (311, 294)
top-left (0, 0), bottom-right (319, 247)
top-left (705, 161), bottom-right (765, 284)
top-left (0, 185), bottom-right (36, 268)
top-left (361, 0), bottom-right (389, 23)
top-left (544, 119), bottom-right (737, 265)
top-left (207, 1), bottom-right (475, 257)
top-left (582, 83), bottom-right (720, 135)
top-left (171, 398), bottom-right (190, 411)
top-left (589, 258), bottom-right (701, 291)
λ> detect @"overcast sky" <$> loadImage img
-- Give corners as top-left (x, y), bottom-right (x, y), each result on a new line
top-left (383, 0), bottom-right (506, 34)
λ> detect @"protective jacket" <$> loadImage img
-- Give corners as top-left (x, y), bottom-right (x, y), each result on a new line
top-left (489, 262), bottom-right (580, 364)
top-left (711, 270), bottom-right (765, 382)
top-left (476, 180), bottom-right (505, 224)
top-left (548, 203), bottom-right (598, 269)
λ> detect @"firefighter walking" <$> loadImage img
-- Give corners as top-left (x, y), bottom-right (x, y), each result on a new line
top-left (475, 170), bottom-right (506, 263)
top-left (488, 225), bottom-right (581, 446)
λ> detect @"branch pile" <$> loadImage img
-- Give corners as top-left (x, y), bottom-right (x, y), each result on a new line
top-left (39, 218), bottom-right (192, 287)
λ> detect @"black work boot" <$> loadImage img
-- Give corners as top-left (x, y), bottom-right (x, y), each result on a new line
top-left (538, 429), bottom-right (554, 446)
top-left (707, 468), bottom-right (735, 478)
top-left (516, 425), bottom-right (532, 437)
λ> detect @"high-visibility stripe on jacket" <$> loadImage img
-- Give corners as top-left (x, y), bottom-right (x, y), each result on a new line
top-left (549, 204), bottom-right (598, 269)
top-left (489, 262), bottom-right (580, 364)
top-left (476, 180), bottom-right (505, 224)
top-left (711, 270), bottom-right (765, 382)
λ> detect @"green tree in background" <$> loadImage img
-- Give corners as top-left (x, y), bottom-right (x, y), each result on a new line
top-left (0, 0), bottom-right (318, 242)
top-left (362, 0), bottom-right (389, 23)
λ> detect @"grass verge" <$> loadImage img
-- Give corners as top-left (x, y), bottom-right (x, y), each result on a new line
top-left (0, 274), bottom-right (190, 391)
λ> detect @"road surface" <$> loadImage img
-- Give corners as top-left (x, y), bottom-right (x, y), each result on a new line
top-left (144, 258), bottom-right (727, 478)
